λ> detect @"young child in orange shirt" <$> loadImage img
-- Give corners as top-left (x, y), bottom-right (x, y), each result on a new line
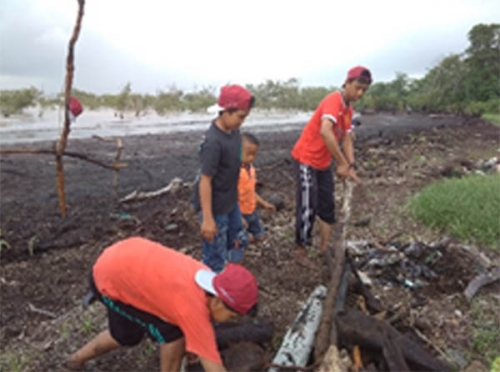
top-left (238, 133), bottom-right (276, 243)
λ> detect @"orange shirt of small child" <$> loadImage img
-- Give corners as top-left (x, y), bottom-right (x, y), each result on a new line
top-left (238, 139), bottom-right (259, 215)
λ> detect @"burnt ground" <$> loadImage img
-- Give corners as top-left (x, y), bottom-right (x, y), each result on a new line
top-left (0, 113), bottom-right (499, 371)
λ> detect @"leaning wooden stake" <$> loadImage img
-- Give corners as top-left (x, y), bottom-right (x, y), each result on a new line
top-left (55, 0), bottom-right (85, 216)
top-left (314, 181), bottom-right (354, 363)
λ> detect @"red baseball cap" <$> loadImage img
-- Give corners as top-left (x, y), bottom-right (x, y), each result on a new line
top-left (195, 263), bottom-right (258, 315)
top-left (207, 85), bottom-right (254, 114)
top-left (347, 66), bottom-right (372, 84)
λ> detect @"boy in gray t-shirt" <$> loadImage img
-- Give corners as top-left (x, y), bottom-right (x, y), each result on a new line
top-left (192, 85), bottom-right (255, 272)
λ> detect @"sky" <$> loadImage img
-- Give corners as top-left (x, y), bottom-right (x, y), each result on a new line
top-left (0, 0), bottom-right (499, 95)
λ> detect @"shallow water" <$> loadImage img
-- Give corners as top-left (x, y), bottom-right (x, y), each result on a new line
top-left (0, 109), bottom-right (310, 145)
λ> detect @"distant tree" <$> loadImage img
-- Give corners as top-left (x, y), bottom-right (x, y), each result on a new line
top-left (153, 86), bottom-right (184, 115)
top-left (463, 23), bottom-right (500, 104)
top-left (0, 87), bottom-right (40, 117)
top-left (115, 83), bottom-right (132, 115)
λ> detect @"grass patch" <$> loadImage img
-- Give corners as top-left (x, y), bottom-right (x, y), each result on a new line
top-left (408, 174), bottom-right (500, 249)
top-left (482, 112), bottom-right (500, 126)
top-left (470, 297), bottom-right (500, 366)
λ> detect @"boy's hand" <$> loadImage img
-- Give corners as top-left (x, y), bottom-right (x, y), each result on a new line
top-left (337, 163), bottom-right (361, 184)
top-left (348, 167), bottom-right (361, 184)
top-left (201, 217), bottom-right (217, 242)
top-left (336, 163), bottom-right (351, 179)
top-left (264, 202), bottom-right (277, 212)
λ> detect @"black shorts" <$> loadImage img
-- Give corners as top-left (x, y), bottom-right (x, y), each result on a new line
top-left (88, 273), bottom-right (183, 346)
top-left (294, 160), bottom-right (335, 246)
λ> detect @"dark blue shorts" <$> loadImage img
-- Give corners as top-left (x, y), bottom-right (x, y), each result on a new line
top-left (89, 274), bottom-right (183, 346)
top-left (243, 211), bottom-right (265, 239)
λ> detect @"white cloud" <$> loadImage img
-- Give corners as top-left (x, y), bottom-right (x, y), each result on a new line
top-left (1, 0), bottom-right (499, 93)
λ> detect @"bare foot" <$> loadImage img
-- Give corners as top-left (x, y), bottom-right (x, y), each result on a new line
top-left (295, 249), bottom-right (317, 269)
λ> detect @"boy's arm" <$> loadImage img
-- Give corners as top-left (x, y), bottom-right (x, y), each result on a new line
top-left (199, 174), bottom-right (217, 242)
top-left (255, 193), bottom-right (276, 211)
top-left (319, 118), bottom-right (350, 178)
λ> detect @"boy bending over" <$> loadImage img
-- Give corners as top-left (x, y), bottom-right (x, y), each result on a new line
top-left (66, 237), bottom-right (258, 372)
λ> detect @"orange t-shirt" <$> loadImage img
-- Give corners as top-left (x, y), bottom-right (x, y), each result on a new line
top-left (291, 91), bottom-right (353, 170)
top-left (93, 237), bottom-right (221, 364)
top-left (238, 165), bottom-right (257, 215)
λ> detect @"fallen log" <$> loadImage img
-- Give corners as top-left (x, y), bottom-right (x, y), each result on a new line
top-left (269, 285), bottom-right (327, 371)
top-left (213, 317), bottom-right (274, 349)
top-left (379, 325), bottom-right (409, 371)
top-left (336, 309), bottom-right (450, 371)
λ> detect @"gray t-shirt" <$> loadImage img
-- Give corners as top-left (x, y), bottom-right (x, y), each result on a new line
top-left (192, 122), bottom-right (241, 215)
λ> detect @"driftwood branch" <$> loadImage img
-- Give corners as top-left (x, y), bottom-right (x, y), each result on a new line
top-left (119, 177), bottom-right (184, 203)
top-left (314, 181), bottom-right (354, 362)
top-left (55, 0), bottom-right (85, 216)
top-left (0, 149), bottom-right (126, 170)
top-left (463, 267), bottom-right (500, 301)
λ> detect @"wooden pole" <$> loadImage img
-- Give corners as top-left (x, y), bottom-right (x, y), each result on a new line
top-left (314, 181), bottom-right (354, 362)
top-left (55, 0), bottom-right (85, 216)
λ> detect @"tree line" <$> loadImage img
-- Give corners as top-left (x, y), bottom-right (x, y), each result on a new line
top-left (1, 23), bottom-right (498, 118)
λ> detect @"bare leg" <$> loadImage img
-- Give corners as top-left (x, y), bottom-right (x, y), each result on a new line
top-left (318, 218), bottom-right (333, 254)
top-left (160, 338), bottom-right (185, 372)
top-left (66, 330), bottom-right (121, 369)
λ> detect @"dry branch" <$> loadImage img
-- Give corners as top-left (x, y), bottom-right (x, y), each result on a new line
top-left (56, 0), bottom-right (85, 216)
top-left (119, 177), bottom-right (184, 203)
top-left (463, 267), bottom-right (500, 301)
top-left (0, 149), bottom-right (125, 170)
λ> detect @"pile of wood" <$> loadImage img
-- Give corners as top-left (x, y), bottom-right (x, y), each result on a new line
top-left (269, 182), bottom-right (452, 371)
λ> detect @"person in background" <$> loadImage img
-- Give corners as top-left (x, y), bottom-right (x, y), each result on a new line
top-left (69, 96), bottom-right (83, 122)
top-left (291, 66), bottom-right (372, 267)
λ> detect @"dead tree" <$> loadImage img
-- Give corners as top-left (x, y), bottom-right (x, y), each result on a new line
top-left (56, 0), bottom-right (85, 216)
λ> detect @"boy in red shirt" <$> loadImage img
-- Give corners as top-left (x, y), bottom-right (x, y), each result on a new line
top-left (238, 133), bottom-right (276, 247)
top-left (65, 237), bottom-right (258, 372)
top-left (291, 66), bottom-right (372, 267)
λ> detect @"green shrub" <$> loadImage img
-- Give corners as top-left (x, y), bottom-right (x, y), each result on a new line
top-left (408, 174), bottom-right (500, 249)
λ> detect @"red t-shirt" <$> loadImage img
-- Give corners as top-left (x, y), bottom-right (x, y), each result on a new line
top-left (291, 91), bottom-right (352, 170)
top-left (93, 237), bottom-right (221, 364)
